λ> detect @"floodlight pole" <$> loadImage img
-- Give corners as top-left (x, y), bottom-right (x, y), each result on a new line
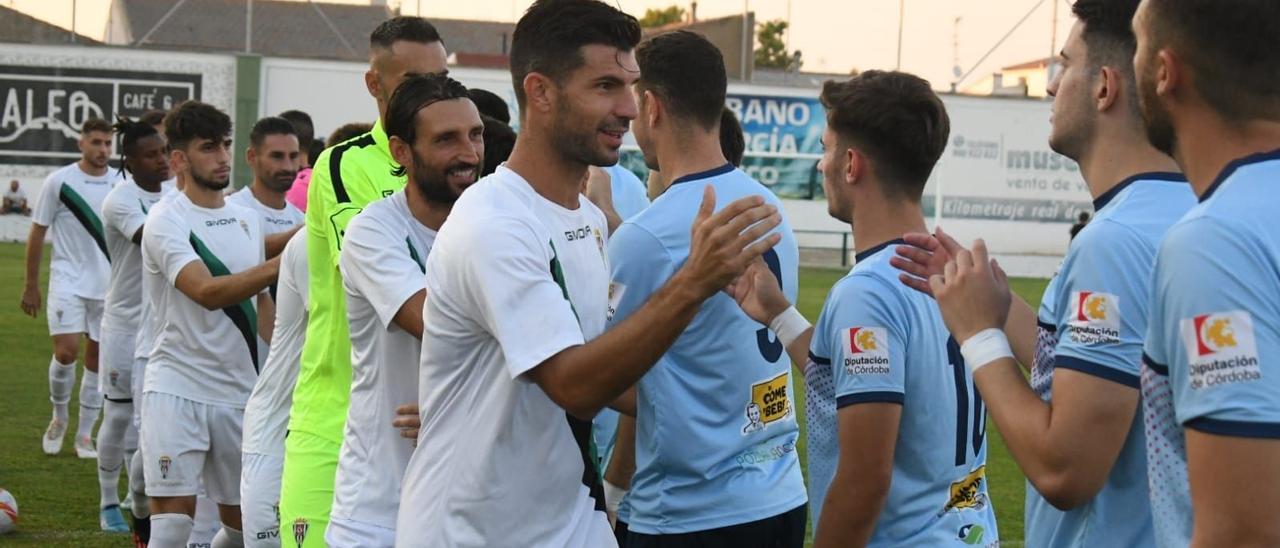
top-left (245, 0), bottom-right (253, 53)
top-left (896, 0), bottom-right (905, 70)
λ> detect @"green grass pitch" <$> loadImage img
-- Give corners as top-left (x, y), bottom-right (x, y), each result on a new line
top-left (0, 242), bottom-right (1047, 546)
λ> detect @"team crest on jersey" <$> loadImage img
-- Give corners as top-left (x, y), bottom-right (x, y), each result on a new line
top-left (607, 281), bottom-right (626, 321)
top-left (239, 219), bottom-right (251, 238)
top-left (1181, 310), bottom-right (1260, 390)
top-left (1067, 291), bottom-right (1120, 344)
top-left (293, 517), bottom-right (309, 547)
top-left (742, 372), bottom-right (793, 435)
top-left (841, 326), bottom-right (890, 375)
top-left (940, 466), bottom-right (988, 516)
top-left (158, 455), bottom-right (171, 479)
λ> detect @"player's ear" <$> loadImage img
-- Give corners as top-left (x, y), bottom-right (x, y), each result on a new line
top-left (388, 136), bottom-right (412, 168)
top-left (1155, 48), bottom-right (1181, 100)
top-left (642, 89), bottom-right (661, 129)
top-left (1096, 66), bottom-right (1119, 113)
top-left (524, 72), bottom-right (554, 115)
top-left (245, 146), bottom-right (256, 166)
top-left (364, 69), bottom-right (380, 101)
top-left (844, 147), bottom-right (861, 185)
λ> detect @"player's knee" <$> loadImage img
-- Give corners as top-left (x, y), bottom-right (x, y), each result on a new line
top-left (150, 495), bottom-right (198, 517)
top-left (52, 344), bottom-right (77, 365)
top-left (217, 504), bottom-right (243, 531)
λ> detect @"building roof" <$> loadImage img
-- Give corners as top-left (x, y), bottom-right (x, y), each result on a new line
top-left (0, 4), bottom-right (101, 45)
top-left (1002, 57), bottom-right (1051, 71)
top-left (111, 0), bottom-right (514, 62)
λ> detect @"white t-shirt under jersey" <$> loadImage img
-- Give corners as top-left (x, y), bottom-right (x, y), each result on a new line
top-left (142, 193), bottom-right (265, 408)
top-left (242, 231), bottom-right (309, 457)
top-left (396, 166), bottom-right (614, 548)
top-left (332, 190), bottom-right (435, 530)
top-left (226, 186), bottom-right (304, 235)
top-left (32, 162), bottom-right (121, 299)
top-left (101, 179), bottom-right (174, 333)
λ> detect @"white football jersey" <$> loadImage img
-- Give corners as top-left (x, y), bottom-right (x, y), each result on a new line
top-left (226, 187), bottom-right (304, 235)
top-left (32, 162), bottom-right (121, 299)
top-left (101, 179), bottom-right (174, 333)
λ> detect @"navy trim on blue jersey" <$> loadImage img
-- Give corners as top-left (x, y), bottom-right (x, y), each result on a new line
top-left (669, 162), bottom-right (735, 186)
top-left (809, 352), bottom-right (831, 365)
top-left (1056, 355), bottom-right (1140, 389)
top-left (1186, 417), bottom-right (1280, 439)
top-left (855, 238), bottom-right (907, 263)
top-left (1201, 148), bottom-right (1280, 203)
top-left (1092, 172), bottom-right (1185, 210)
top-left (1142, 353), bottom-right (1168, 376)
top-left (1037, 320), bottom-right (1057, 333)
top-left (836, 391), bottom-right (905, 408)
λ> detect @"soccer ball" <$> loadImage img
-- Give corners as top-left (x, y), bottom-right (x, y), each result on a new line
top-left (0, 488), bottom-right (17, 534)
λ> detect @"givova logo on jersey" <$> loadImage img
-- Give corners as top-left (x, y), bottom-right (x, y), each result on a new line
top-left (1067, 291), bottom-right (1120, 345)
top-left (842, 326), bottom-right (890, 375)
top-left (1181, 310), bottom-right (1261, 390)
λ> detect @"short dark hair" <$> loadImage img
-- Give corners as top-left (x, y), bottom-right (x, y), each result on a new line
top-left (139, 110), bottom-right (167, 128)
top-left (249, 116), bottom-right (297, 148)
top-left (278, 110), bottom-right (315, 151)
top-left (719, 107), bottom-right (745, 167)
top-left (81, 117), bottom-right (112, 136)
top-left (481, 116), bottom-right (517, 176)
top-left (1145, 0), bottom-right (1280, 121)
top-left (467, 88), bottom-right (511, 124)
top-left (509, 0), bottom-right (641, 110)
top-left (636, 31), bottom-right (726, 131)
top-left (164, 100), bottom-right (232, 151)
top-left (113, 116), bottom-right (159, 175)
top-left (370, 16), bottom-right (442, 51)
top-left (384, 74), bottom-right (471, 176)
top-left (327, 122), bottom-right (373, 148)
top-left (820, 71), bottom-right (950, 200)
top-left (1071, 0), bottom-right (1141, 113)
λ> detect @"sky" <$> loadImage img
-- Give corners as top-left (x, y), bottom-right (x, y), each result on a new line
top-left (8, 0), bottom-right (1077, 91)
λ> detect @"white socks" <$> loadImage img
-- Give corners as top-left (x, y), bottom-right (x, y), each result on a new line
top-left (48, 357), bottom-right (75, 422)
top-left (211, 525), bottom-right (245, 548)
top-left (149, 513), bottom-right (195, 548)
top-left (77, 369), bottom-right (102, 440)
top-left (97, 399), bottom-right (132, 508)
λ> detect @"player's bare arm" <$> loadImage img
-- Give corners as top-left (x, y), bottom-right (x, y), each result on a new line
top-left (257, 292), bottom-right (275, 344)
top-left (20, 223), bottom-right (48, 317)
top-left (263, 224), bottom-right (302, 259)
top-left (1186, 432), bottom-right (1280, 547)
top-left (173, 254), bottom-right (281, 311)
top-left (526, 187), bottom-right (781, 419)
top-left (813, 403), bottom-right (900, 548)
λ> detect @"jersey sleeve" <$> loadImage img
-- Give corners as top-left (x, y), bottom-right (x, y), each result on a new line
top-left (339, 214), bottom-right (425, 330)
top-left (105, 191), bottom-right (147, 243)
top-left (1157, 218), bottom-right (1280, 437)
top-left (142, 211), bottom-right (200, 286)
top-left (826, 274), bottom-right (909, 408)
top-left (605, 222), bottom-right (673, 328)
top-left (1051, 221), bottom-right (1147, 389)
top-left (31, 176), bottom-right (61, 227)
top-left (462, 215), bottom-right (587, 379)
top-left (306, 149), bottom-right (371, 268)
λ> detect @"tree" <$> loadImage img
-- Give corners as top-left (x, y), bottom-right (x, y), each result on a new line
top-left (755, 19), bottom-right (802, 71)
top-left (640, 6), bottom-right (686, 28)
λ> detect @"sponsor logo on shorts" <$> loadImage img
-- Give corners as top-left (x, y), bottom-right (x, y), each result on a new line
top-left (842, 326), bottom-right (890, 375)
top-left (940, 466), bottom-right (988, 515)
top-left (158, 455), bottom-right (171, 479)
top-left (1067, 291), bottom-right (1120, 344)
top-left (958, 524), bottom-right (985, 545)
top-left (742, 372), bottom-right (793, 435)
top-left (56, 309), bottom-right (64, 322)
top-left (1181, 310), bottom-right (1261, 389)
top-left (293, 517), bottom-right (309, 547)
top-left (109, 371), bottom-right (119, 387)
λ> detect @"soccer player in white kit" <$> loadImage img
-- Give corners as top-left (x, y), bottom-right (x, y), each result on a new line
top-left (97, 115), bottom-right (174, 533)
top-left (328, 74), bottom-right (484, 547)
top-left (140, 101), bottom-right (281, 548)
top-left (394, 2), bottom-right (783, 546)
top-left (22, 117), bottom-right (120, 458)
top-left (225, 117), bottom-right (304, 258)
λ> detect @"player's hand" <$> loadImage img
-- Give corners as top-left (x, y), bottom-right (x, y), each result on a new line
top-left (393, 403), bottom-right (420, 446)
top-left (679, 186), bottom-right (782, 300)
top-left (725, 258), bottom-right (791, 325)
top-left (582, 166), bottom-right (615, 212)
top-left (928, 239), bottom-right (1011, 343)
top-left (20, 285), bottom-right (40, 318)
top-left (890, 226), bottom-right (967, 297)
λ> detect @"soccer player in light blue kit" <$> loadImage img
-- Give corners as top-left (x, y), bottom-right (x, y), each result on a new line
top-left (608, 31), bottom-right (807, 546)
top-left (893, 1), bottom-right (1195, 546)
top-left (1133, 0), bottom-right (1280, 545)
top-left (730, 71), bottom-right (996, 547)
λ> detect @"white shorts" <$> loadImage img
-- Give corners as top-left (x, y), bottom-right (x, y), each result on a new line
top-left (241, 452), bottom-right (284, 548)
top-left (132, 357), bottom-right (147, 429)
top-left (140, 392), bottom-right (243, 504)
top-left (98, 327), bottom-right (136, 400)
top-left (46, 291), bottom-right (102, 339)
top-left (326, 516), bottom-right (396, 548)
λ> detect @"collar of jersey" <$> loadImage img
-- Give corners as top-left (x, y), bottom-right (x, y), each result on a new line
top-left (669, 162), bottom-right (735, 186)
top-left (1200, 147), bottom-right (1280, 203)
top-left (855, 237), bottom-right (906, 263)
top-left (1093, 171), bottom-right (1185, 211)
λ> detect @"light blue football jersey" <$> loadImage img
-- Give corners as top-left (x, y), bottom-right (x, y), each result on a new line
top-left (1144, 150), bottom-right (1280, 547)
top-left (1025, 174), bottom-right (1195, 548)
top-left (807, 240), bottom-right (998, 547)
top-left (607, 163), bottom-right (807, 534)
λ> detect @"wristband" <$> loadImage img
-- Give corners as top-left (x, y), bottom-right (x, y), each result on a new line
top-left (959, 328), bottom-right (1013, 374)
top-left (603, 480), bottom-right (627, 518)
top-left (768, 306), bottom-right (812, 348)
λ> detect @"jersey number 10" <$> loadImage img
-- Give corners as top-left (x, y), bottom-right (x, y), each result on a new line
top-left (948, 337), bottom-right (987, 466)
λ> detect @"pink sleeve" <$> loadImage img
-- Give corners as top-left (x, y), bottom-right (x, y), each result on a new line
top-left (285, 168), bottom-right (312, 212)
